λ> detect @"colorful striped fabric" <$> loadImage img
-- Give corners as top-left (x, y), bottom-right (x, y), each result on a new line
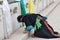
top-left (28, 0), bottom-right (33, 13)
top-left (34, 17), bottom-right (42, 31)
top-left (15, 0), bottom-right (26, 15)
top-left (20, 0), bottom-right (26, 15)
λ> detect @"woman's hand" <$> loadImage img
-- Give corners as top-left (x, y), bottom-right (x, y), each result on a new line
top-left (23, 29), bottom-right (29, 34)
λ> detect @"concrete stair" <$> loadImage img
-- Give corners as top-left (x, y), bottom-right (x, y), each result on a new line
top-left (27, 37), bottom-right (60, 40)
top-left (5, 27), bottom-right (29, 40)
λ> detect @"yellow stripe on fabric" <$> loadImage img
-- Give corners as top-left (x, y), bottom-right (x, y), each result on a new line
top-left (38, 0), bottom-right (41, 3)
top-left (28, 0), bottom-right (33, 13)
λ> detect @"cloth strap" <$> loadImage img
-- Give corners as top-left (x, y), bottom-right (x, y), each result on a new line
top-left (41, 18), bottom-right (55, 36)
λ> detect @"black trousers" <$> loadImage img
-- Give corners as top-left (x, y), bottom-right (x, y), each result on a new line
top-left (34, 20), bottom-right (59, 38)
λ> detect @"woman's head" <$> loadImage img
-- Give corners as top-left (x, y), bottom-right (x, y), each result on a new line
top-left (17, 15), bottom-right (23, 22)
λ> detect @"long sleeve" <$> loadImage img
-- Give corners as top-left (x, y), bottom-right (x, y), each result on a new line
top-left (36, 14), bottom-right (47, 19)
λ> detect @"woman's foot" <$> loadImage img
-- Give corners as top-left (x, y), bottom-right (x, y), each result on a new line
top-left (54, 34), bottom-right (60, 38)
top-left (31, 34), bottom-right (36, 38)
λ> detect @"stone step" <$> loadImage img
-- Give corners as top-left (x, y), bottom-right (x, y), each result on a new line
top-left (5, 27), bottom-right (29, 40)
top-left (27, 37), bottom-right (60, 40)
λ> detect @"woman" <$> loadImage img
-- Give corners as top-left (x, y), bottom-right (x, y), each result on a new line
top-left (17, 13), bottom-right (60, 38)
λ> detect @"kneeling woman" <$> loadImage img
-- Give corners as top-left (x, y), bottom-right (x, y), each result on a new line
top-left (17, 13), bottom-right (60, 38)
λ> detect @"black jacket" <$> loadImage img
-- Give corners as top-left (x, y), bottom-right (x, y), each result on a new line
top-left (22, 14), bottom-right (59, 38)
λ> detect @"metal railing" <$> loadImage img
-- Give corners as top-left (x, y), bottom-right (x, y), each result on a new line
top-left (6, 0), bottom-right (54, 13)
top-left (34, 0), bottom-right (54, 13)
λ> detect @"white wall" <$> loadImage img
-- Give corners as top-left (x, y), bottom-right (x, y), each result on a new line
top-left (3, 1), bottom-right (21, 38)
top-left (10, 2), bottom-right (21, 32)
top-left (7, 0), bottom-right (14, 3)
top-left (0, 0), bottom-right (2, 1)
top-left (0, 6), bottom-right (4, 40)
top-left (3, 0), bottom-right (13, 38)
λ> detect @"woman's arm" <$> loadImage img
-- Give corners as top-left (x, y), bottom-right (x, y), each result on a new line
top-left (36, 14), bottom-right (47, 19)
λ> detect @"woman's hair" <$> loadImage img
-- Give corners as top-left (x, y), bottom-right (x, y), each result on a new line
top-left (17, 15), bottom-right (23, 22)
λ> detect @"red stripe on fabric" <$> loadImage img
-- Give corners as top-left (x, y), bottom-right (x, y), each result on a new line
top-left (42, 19), bottom-right (55, 36)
